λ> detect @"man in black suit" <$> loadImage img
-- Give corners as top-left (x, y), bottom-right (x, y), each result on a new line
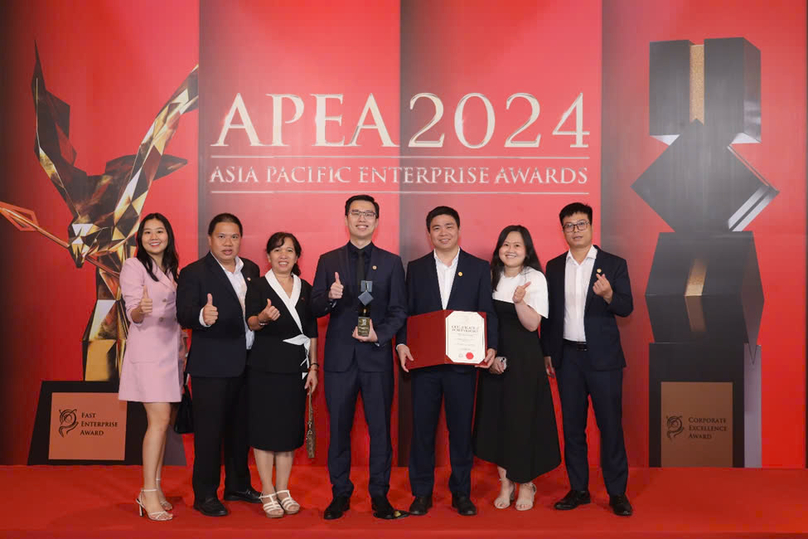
top-left (396, 206), bottom-right (497, 517)
top-left (310, 194), bottom-right (408, 520)
top-left (540, 202), bottom-right (634, 517)
top-left (177, 213), bottom-right (261, 516)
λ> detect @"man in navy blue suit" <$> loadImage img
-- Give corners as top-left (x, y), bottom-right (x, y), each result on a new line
top-left (540, 202), bottom-right (634, 517)
top-left (310, 194), bottom-right (408, 520)
top-left (396, 206), bottom-right (497, 517)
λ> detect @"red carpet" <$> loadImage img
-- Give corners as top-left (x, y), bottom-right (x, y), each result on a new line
top-left (1, 465), bottom-right (807, 538)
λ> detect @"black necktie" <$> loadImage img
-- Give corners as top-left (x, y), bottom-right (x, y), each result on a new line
top-left (357, 250), bottom-right (365, 289)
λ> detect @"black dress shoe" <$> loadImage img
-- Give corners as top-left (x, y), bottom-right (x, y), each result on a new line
top-left (223, 486), bottom-right (262, 504)
top-left (451, 493), bottom-right (477, 516)
top-left (554, 489), bottom-right (591, 510)
top-left (609, 494), bottom-right (633, 516)
top-left (323, 495), bottom-right (351, 520)
top-left (371, 495), bottom-right (409, 520)
top-left (408, 495), bottom-right (432, 516)
top-left (193, 497), bottom-right (229, 517)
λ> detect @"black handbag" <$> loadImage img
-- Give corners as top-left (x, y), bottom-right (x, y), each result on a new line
top-left (174, 372), bottom-right (193, 434)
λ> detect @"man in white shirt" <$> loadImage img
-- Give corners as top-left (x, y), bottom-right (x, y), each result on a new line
top-left (396, 206), bottom-right (497, 516)
top-left (177, 213), bottom-right (261, 516)
top-left (540, 202), bottom-right (634, 517)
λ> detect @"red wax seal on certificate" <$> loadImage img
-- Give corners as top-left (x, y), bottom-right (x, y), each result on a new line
top-left (466, 352), bottom-right (474, 359)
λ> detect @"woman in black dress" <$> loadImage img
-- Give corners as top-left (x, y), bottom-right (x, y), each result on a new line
top-left (473, 225), bottom-right (561, 510)
top-left (246, 232), bottom-right (318, 518)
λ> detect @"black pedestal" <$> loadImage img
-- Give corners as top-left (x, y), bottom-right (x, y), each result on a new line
top-left (649, 342), bottom-right (761, 467)
top-left (28, 381), bottom-right (186, 465)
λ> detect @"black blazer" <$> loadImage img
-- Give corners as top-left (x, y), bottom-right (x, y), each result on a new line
top-left (310, 243), bottom-right (407, 373)
top-left (176, 253), bottom-right (260, 377)
top-left (396, 249), bottom-right (498, 370)
top-left (540, 246), bottom-right (633, 371)
top-left (245, 275), bottom-right (317, 374)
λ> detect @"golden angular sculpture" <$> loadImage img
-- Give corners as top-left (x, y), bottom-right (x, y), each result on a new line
top-left (0, 47), bottom-right (198, 381)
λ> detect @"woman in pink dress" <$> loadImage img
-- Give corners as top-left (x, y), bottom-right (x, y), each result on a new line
top-left (118, 213), bottom-right (184, 521)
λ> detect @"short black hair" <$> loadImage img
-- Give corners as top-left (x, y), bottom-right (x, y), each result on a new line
top-left (266, 231), bottom-right (302, 276)
top-left (426, 206), bottom-right (460, 230)
top-left (208, 213), bottom-right (243, 236)
top-left (558, 202), bottom-right (592, 226)
top-left (345, 194), bottom-right (380, 218)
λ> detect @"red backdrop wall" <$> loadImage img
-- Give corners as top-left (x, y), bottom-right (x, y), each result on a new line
top-left (0, 0), bottom-right (803, 469)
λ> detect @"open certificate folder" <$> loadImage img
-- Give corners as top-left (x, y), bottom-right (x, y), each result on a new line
top-left (405, 310), bottom-right (487, 368)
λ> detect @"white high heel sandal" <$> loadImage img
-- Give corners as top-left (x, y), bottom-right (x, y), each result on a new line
top-left (494, 478), bottom-right (515, 509)
top-left (259, 492), bottom-right (284, 518)
top-left (136, 489), bottom-right (173, 521)
top-left (155, 477), bottom-right (173, 511)
top-left (276, 489), bottom-right (301, 514)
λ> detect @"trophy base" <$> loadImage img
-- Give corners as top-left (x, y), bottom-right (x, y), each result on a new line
top-left (28, 381), bottom-right (186, 465)
top-left (649, 342), bottom-right (761, 468)
top-left (357, 316), bottom-right (371, 338)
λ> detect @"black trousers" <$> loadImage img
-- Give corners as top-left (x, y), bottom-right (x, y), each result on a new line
top-left (324, 362), bottom-right (395, 498)
top-left (556, 343), bottom-right (628, 496)
top-left (409, 365), bottom-right (477, 497)
top-left (190, 373), bottom-right (253, 500)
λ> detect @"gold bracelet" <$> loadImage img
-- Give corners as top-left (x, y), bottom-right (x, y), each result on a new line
top-left (308, 363), bottom-right (319, 370)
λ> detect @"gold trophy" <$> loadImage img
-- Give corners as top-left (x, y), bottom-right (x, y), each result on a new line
top-left (0, 48), bottom-right (198, 382)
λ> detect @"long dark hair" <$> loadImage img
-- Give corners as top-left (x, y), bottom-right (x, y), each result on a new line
top-left (490, 225), bottom-right (542, 292)
top-left (266, 232), bottom-right (302, 276)
top-left (135, 213), bottom-right (179, 282)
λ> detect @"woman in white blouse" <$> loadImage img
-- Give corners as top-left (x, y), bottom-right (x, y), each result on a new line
top-left (245, 232), bottom-right (319, 518)
top-left (472, 225), bottom-right (561, 511)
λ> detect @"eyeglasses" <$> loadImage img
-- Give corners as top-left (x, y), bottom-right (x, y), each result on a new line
top-left (349, 210), bottom-right (377, 219)
top-left (562, 220), bottom-right (589, 233)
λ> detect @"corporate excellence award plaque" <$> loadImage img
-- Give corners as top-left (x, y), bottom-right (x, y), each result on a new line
top-left (406, 310), bottom-right (486, 368)
top-left (0, 50), bottom-right (197, 465)
top-left (634, 38), bottom-right (773, 467)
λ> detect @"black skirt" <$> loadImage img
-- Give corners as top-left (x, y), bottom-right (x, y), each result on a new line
top-left (248, 368), bottom-right (306, 452)
top-left (473, 300), bottom-right (561, 483)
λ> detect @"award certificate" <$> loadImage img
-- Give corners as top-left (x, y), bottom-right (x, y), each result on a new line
top-left (445, 311), bottom-right (485, 364)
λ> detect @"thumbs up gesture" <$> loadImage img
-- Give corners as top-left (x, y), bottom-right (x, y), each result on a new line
top-left (258, 298), bottom-right (281, 324)
top-left (139, 286), bottom-right (153, 316)
top-left (203, 293), bottom-right (219, 325)
top-left (513, 281), bottom-right (531, 304)
top-left (328, 271), bottom-right (344, 300)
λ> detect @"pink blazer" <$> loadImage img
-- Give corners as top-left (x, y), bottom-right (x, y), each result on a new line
top-left (118, 257), bottom-right (184, 402)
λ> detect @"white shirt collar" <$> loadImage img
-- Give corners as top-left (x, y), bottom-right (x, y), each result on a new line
top-left (433, 248), bottom-right (460, 268)
top-left (212, 254), bottom-right (244, 274)
top-left (266, 270), bottom-right (302, 327)
top-left (566, 244), bottom-right (597, 265)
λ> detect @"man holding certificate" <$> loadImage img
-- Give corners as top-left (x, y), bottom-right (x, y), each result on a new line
top-left (310, 194), bottom-right (408, 520)
top-left (396, 206), bottom-right (498, 517)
